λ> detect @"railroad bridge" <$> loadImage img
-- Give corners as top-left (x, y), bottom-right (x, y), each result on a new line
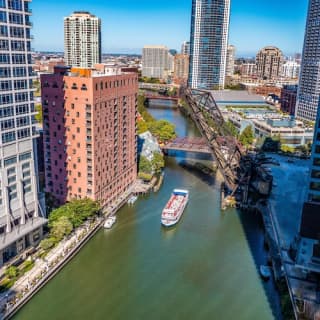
top-left (161, 137), bottom-right (211, 154)
top-left (179, 87), bottom-right (273, 204)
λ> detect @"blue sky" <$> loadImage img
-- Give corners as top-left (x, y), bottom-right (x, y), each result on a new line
top-left (31, 0), bottom-right (309, 57)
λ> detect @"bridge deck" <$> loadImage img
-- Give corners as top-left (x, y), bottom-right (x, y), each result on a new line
top-left (161, 137), bottom-right (211, 154)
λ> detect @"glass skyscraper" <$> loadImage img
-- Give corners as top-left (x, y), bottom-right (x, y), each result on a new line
top-left (0, 0), bottom-right (46, 266)
top-left (296, 0), bottom-right (320, 121)
top-left (188, 0), bottom-right (231, 90)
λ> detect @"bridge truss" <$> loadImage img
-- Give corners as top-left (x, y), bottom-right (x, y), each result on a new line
top-left (183, 88), bottom-right (252, 193)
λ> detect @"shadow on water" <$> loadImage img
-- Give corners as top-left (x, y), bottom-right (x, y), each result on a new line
top-left (238, 209), bottom-right (283, 320)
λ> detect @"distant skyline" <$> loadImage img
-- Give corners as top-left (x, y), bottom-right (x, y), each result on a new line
top-left (32, 0), bottom-right (309, 57)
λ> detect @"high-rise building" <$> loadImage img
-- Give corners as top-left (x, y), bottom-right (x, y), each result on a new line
top-left (142, 45), bottom-right (170, 79)
top-left (280, 85), bottom-right (298, 116)
top-left (256, 46), bottom-right (284, 80)
top-left (239, 63), bottom-right (257, 77)
top-left (41, 66), bottom-right (138, 207)
top-left (188, 0), bottom-right (231, 90)
top-left (225, 45), bottom-right (236, 77)
top-left (307, 105), bottom-right (320, 203)
top-left (181, 41), bottom-right (190, 55)
top-left (281, 61), bottom-right (300, 79)
top-left (0, 0), bottom-right (46, 266)
top-left (64, 11), bottom-right (101, 68)
top-left (296, 0), bottom-right (320, 122)
top-left (173, 54), bottom-right (189, 85)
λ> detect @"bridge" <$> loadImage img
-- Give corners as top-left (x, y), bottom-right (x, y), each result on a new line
top-left (161, 137), bottom-right (211, 154)
top-left (182, 87), bottom-right (272, 199)
top-left (144, 94), bottom-right (178, 102)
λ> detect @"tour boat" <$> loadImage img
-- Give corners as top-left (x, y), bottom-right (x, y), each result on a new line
top-left (161, 189), bottom-right (189, 227)
top-left (104, 216), bottom-right (117, 229)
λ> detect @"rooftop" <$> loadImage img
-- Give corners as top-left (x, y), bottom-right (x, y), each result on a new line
top-left (210, 90), bottom-right (266, 105)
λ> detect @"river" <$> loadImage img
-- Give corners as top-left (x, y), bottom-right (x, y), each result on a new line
top-left (14, 106), bottom-right (279, 320)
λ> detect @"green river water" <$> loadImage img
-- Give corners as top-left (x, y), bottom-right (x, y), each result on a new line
top-left (14, 107), bottom-right (275, 320)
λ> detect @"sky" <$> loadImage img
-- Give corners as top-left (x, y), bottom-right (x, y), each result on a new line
top-left (31, 0), bottom-right (309, 57)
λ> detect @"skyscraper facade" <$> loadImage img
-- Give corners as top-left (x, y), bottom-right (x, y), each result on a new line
top-left (308, 106), bottom-right (320, 203)
top-left (142, 45), bottom-right (170, 79)
top-left (64, 11), bottom-right (101, 68)
top-left (41, 66), bottom-right (138, 207)
top-left (255, 46), bottom-right (284, 80)
top-left (296, 0), bottom-right (320, 122)
top-left (225, 45), bottom-right (236, 77)
top-left (173, 54), bottom-right (189, 85)
top-left (181, 41), bottom-right (190, 55)
top-left (188, 0), bottom-right (231, 90)
top-left (0, 0), bottom-right (46, 266)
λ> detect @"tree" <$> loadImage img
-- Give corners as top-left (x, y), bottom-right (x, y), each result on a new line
top-left (152, 152), bottom-right (165, 174)
top-left (5, 266), bottom-right (18, 279)
top-left (239, 125), bottom-right (254, 147)
top-left (225, 120), bottom-right (238, 137)
top-left (138, 155), bottom-right (153, 174)
top-left (35, 104), bottom-right (43, 123)
top-left (137, 119), bottom-right (148, 134)
top-left (149, 119), bottom-right (176, 142)
top-left (51, 216), bottom-right (73, 241)
top-left (40, 237), bottom-right (57, 250)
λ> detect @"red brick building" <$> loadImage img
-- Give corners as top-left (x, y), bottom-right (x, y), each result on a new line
top-left (280, 85), bottom-right (298, 116)
top-left (41, 66), bottom-right (138, 207)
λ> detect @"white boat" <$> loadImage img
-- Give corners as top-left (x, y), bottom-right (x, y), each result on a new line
top-left (104, 216), bottom-right (116, 229)
top-left (259, 265), bottom-right (272, 280)
top-left (161, 189), bottom-right (189, 227)
top-left (128, 195), bottom-right (138, 205)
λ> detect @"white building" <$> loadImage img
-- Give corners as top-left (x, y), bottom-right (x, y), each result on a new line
top-left (142, 45), bottom-right (170, 79)
top-left (225, 45), bottom-right (236, 77)
top-left (282, 61), bottom-right (300, 79)
top-left (181, 41), bottom-right (190, 55)
top-left (0, 0), bottom-right (46, 266)
top-left (296, 0), bottom-right (320, 121)
top-left (188, 0), bottom-right (231, 90)
top-left (64, 11), bottom-right (101, 68)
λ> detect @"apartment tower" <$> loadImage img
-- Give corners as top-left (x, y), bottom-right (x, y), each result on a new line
top-left (0, 0), bottom-right (46, 266)
top-left (188, 0), bottom-right (231, 90)
top-left (255, 46), bottom-right (284, 80)
top-left (64, 11), bottom-right (101, 68)
top-left (225, 45), bottom-right (236, 77)
top-left (296, 0), bottom-right (320, 121)
top-left (41, 66), bottom-right (137, 207)
top-left (142, 45), bottom-right (169, 79)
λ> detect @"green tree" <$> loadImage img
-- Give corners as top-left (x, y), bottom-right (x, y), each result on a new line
top-left (225, 120), bottom-right (238, 137)
top-left (35, 104), bottom-right (43, 124)
top-left (137, 120), bottom-right (149, 134)
top-left (51, 216), bottom-right (73, 241)
top-left (239, 125), bottom-right (254, 147)
top-left (40, 237), bottom-right (57, 250)
top-left (152, 152), bottom-right (165, 174)
top-left (281, 144), bottom-right (295, 154)
top-left (149, 119), bottom-right (176, 142)
top-left (138, 155), bottom-right (153, 174)
top-left (5, 266), bottom-right (18, 279)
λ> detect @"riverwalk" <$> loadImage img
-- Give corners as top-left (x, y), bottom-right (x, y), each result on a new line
top-left (0, 182), bottom-right (143, 319)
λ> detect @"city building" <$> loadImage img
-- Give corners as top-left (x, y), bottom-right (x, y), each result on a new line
top-left (173, 54), bottom-right (189, 85)
top-left (142, 45), bottom-right (170, 79)
top-left (188, 0), bottom-right (231, 90)
top-left (41, 66), bottom-right (138, 207)
top-left (239, 63), bottom-right (257, 77)
top-left (0, 0), bottom-right (47, 266)
top-left (181, 41), bottom-right (190, 55)
top-left (296, 0), bottom-right (320, 122)
top-left (256, 46), bottom-right (284, 80)
top-left (281, 60), bottom-right (300, 79)
top-left (281, 85), bottom-right (298, 116)
top-left (308, 107), bottom-right (320, 203)
top-left (225, 45), bottom-right (236, 77)
top-left (64, 11), bottom-right (101, 68)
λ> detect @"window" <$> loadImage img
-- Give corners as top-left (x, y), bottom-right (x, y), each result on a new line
top-left (0, 106), bottom-right (14, 118)
top-left (0, 11), bottom-right (7, 22)
top-left (0, 81), bottom-right (11, 91)
top-left (4, 156), bottom-right (17, 167)
top-left (0, 25), bottom-right (8, 36)
top-left (1, 118), bottom-right (15, 130)
top-left (17, 128), bottom-right (30, 139)
top-left (2, 131), bottom-right (16, 143)
top-left (0, 54), bottom-right (9, 64)
top-left (19, 152), bottom-right (31, 161)
top-left (0, 67), bottom-right (11, 78)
